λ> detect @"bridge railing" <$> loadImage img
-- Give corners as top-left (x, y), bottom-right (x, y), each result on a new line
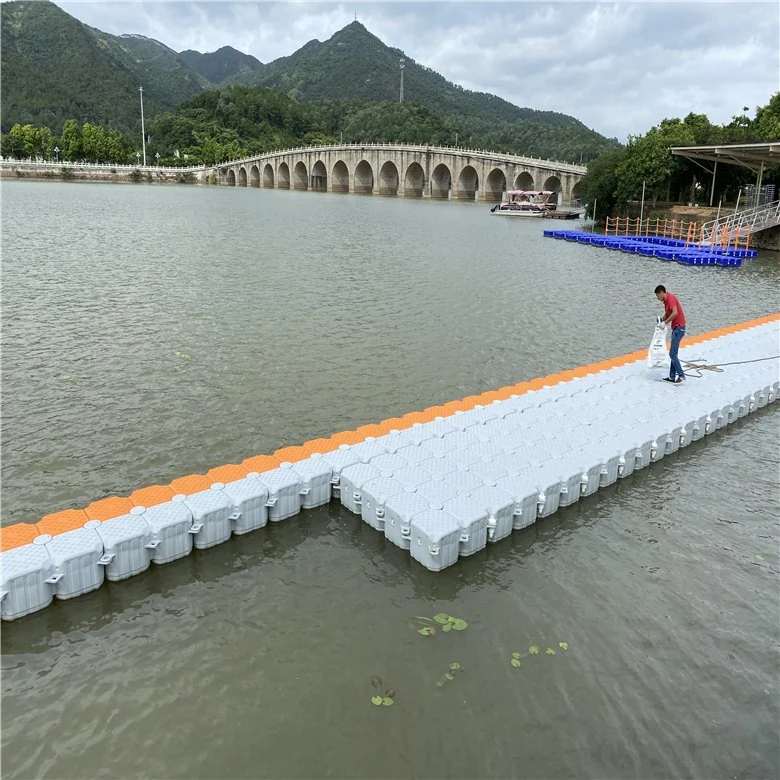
top-left (215, 143), bottom-right (587, 175)
top-left (2, 143), bottom-right (588, 176)
top-left (0, 158), bottom-right (207, 173)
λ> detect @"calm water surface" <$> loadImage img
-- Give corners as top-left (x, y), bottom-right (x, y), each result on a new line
top-left (1, 180), bottom-right (779, 779)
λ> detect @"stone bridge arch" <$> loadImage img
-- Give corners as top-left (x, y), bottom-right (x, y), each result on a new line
top-left (226, 169), bottom-right (236, 186)
top-left (484, 168), bottom-right (506, 202)
top-left (249, 164), bottom-right (260, 187)
top-left (332, 160), bottom-right (349, 193)
top-left (456, 165), bottom-right (479, 200)
top-left (238, 167), bottom-right (248, 187)
top-left (543, 175), bottom-right (562, 205)
top-left (355, 160), bottom-right (374, 194)
top-left (378, 161), bottom-right (399, 196)
top-left (278, 162), bottom-right (290, 189)
top-left (294, 161), bottom-right (308, 190)
top-left (404, 162), bottom-right (425, 197)
top-left (431, 163), bottom-right (451, 199)
top-left (571, 181), bottom-right (582, 203)
top-left (312, 160), bottom-right (327, 191)
top-left (263, 164), bottom-right (274, 188)
top-left (514, 171), bottom-right (535, 190)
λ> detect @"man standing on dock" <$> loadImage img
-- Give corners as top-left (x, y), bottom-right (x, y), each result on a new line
top-left (655, 285), bottom-right (686, 384)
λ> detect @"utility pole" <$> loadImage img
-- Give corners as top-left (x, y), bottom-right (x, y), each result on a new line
top-left (139, 86), bottom-right (147, 166)
top-left (399, 59), bottom-right (404, 103)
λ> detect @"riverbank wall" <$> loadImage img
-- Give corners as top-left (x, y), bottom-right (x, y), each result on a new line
top-left (0, 162), bottom-right (215, 185)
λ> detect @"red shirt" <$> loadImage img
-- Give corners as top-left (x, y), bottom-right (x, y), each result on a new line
top-left (664, 292), bottom-right (686, 328)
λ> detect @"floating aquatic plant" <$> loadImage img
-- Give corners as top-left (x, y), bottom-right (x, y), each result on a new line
top-left (436, 661), bottom-right (465, 688)
top-left (370, 675), bottom-right (396, 707)
top-left (410, 613), bottom-right (469, 637)
top-left (510, 642), bottom-right (570, 667)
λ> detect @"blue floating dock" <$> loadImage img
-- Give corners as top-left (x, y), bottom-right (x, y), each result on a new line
top-left (544, 230), bottom-right (758, 267)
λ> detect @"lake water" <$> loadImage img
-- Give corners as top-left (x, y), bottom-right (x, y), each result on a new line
top-left (1, 180), bottom-right (779, 779)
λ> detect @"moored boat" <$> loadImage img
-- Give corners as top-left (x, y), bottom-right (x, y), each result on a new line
top-left (490, 190), bottom-right (557, 217)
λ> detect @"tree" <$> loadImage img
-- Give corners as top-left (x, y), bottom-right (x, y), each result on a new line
top-left (59, 119), bottom-right (81, 161)
top-left (579, 147), bottom-right (628, 218)
top-left (614, 120), bottom-right (695, 206)
top-left (753, 92), bottom-right (780, 141)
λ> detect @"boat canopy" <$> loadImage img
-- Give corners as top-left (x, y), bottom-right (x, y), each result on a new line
top-left (507, 190), bottom-right (555, 197)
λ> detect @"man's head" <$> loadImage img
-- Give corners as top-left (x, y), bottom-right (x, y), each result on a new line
top-left (654, 284), bottom-right (666, 301)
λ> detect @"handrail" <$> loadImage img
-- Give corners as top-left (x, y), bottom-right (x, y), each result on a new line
top-left (701, 200), bottom-right (780, 240)
top-left (1, 143), bottom-right (587, 176)
top-left (213, 143), bottom-right (587, 174)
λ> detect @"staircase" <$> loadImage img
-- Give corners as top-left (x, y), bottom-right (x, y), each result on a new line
top-left (700, 200), bottom-right (780, 243)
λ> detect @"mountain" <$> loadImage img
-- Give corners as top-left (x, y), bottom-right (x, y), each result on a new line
top-left (234, 22), bottom-right (584, 130)
top-left (178, 46), bottom-right (263, 84)
top-left (0, 0), bottom-right (205, 134)
top-left (0, 1), bottom-right (617, 160)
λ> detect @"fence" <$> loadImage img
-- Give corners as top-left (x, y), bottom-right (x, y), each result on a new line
top-left (604, 216), bottom-right (752, 252)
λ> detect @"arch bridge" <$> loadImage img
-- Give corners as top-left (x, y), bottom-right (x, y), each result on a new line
top-left (213, 144), bottom-right (586, 204)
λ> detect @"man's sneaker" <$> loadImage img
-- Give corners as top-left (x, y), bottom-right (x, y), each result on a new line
top-left (662, 377), bottom-right (676, 383)
top-left (674, 377), bottom-right (686, 384)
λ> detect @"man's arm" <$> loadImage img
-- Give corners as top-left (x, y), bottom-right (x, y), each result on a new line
top-left (661, 306), bottom-right (678, 326)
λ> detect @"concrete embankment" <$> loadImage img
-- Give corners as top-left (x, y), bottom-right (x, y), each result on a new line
top-left (0, 163), bottom-right (214, 185)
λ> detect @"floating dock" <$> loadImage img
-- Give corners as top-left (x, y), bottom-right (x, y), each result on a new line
top-left (1, 315), bottom-right (778, 620)
top-left (544, 230), bottom-right (758, 266)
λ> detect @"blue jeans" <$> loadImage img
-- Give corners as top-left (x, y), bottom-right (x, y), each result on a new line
top-left (669, 326), bottom-right (686, 380)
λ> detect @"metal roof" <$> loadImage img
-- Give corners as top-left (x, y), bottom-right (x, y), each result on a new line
top-left (670, 142), bottom-right (780, 172)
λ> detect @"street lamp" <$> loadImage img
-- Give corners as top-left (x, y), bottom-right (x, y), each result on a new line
top-left (136, 151), bottom-right (141, 165)
top-left (139, 86), bottom-right (147, 166)
top-left (155, 152), bottom-right (160, 166)
top-left (54, 146), bottom-right (59, 163)
top-left (399, 58), bottom-right (404, 103)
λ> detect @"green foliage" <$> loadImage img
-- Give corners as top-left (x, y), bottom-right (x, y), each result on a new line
top-left (1, 3), bottom-right (615, 162)
top-left (580, 94), bottom-right (780, 217)
top-left (1, 0), bottom-right (203, 135)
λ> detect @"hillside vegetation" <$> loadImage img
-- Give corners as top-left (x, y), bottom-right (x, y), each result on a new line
top-left (0, 0), bottom-right (617, 163)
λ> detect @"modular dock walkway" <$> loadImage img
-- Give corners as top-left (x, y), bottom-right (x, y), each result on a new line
top-left (2, 315), bottom-right (778, 620)
top-left (544, 230), bottom-right (758, 267)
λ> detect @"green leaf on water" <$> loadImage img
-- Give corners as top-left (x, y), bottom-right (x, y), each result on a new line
top-left (449, 662), bottom-right (462, 671)
top-left (370, 675), bottom-right (382, 689)
top-left (449, 617), bottom-right (468, 631)
top-left (418, 626), bottom-right (435, 636)
top-left (545, 648), bottom-right (556, 655)
top-left (511, 658), bottom-right (522, 668)
top-left (529, 645), bottom-right (540, 655)
top-left (444, 672), bottom-right (455, 680)
top-left (433, 613), bottom-right (451, 624)
top-left (384, 688), bottom-right (395, 699)
top-left (756, 554), bottom-right (765, 561)
top-left (558, 642), bottom-right (569, 651)
top-left (441, 623), bottom-right (452, 632)
top-left (511, 652), bottom-right (522, 660)
top-left (381, 697), bottom-right (394, 707)
top-left (371, 695), bottom-right (383, 706)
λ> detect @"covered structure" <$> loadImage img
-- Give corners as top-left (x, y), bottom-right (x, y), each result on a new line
top-left (670, 141), bottom-right (780, 206)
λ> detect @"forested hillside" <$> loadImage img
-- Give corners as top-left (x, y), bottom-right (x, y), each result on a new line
top-left (0, 0), bottom-right (204, 134)
top-left (0, 0), bottom-right (618, 162)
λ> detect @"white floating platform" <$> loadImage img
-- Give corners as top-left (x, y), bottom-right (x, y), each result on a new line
top-left (2, 317), bottom-right (778, 619)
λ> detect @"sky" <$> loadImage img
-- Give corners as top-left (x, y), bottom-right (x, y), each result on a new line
top-left (56, 0), bottom-right (780, 141)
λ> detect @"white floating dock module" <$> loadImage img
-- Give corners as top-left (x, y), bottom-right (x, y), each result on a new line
top-left (2, 315), bottom-right (778, 619)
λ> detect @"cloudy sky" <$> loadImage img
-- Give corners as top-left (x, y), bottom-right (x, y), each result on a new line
top-left (57, 1), bottom-right (779, 140)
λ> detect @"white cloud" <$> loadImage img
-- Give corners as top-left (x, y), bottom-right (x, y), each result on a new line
top-left (56, 0), bottom-right (780, 140)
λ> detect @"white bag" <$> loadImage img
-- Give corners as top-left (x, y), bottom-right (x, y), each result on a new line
top-left (647, 317), bottom-right (669, 368)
